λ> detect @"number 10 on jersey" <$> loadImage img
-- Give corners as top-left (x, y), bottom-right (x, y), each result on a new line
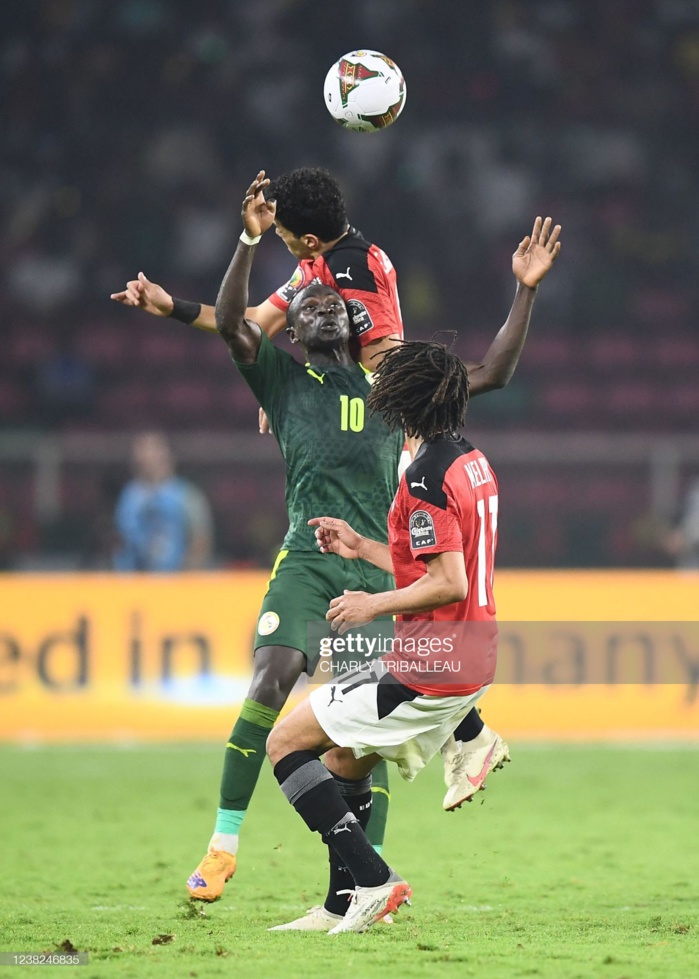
top-left (339, 395), bottom-right (365, 432)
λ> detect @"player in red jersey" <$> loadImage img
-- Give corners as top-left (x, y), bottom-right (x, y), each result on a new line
top-left (266, 337), bottom-right (498, 933)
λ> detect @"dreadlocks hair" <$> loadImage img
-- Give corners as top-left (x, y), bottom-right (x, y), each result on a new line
top-left (367, 337), bottom-right (470, 442)
top-left (267, 167), bottom-right (348, 242)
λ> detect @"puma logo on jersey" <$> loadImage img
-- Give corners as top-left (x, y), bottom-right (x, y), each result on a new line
top-left (328, 685), bottom-right (343, 706)
top-left (410, 477), bottom-right (428, 490)
top-left (335, 267), bottom-right (353, 281)
top-left (226, 742), bottom-right (256, 758)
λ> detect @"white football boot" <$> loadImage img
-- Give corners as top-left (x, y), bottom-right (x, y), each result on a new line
top-left (442, 726), bottom-right (510, 811)
top-left (327, 874), bottom-right (412, 934)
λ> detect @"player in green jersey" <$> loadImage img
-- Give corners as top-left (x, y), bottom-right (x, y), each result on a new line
top-left (184, 174), bottom-right (404, 910)
top-left (184, 173), bottom-right (561, 923)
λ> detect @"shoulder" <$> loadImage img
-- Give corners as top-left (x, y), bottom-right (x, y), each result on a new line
top-left (118, 480), bottom-right (141, 503)
top-left (163, 477), bottom-right (191, 501)
top-left (404, 438), bottom-right (476, 510)
top-left (321, 229), bottom-right (380, 294)
top-left (236, 330), bottom-right (295, 370)
top-left (274, 261), bottom-right (315, 304)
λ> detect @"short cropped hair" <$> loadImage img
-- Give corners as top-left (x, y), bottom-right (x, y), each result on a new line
top-left (269, 167), bottom-right (348, 242)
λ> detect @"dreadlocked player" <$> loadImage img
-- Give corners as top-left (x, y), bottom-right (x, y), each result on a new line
top-left (268, 338), bottom-right (501, 934)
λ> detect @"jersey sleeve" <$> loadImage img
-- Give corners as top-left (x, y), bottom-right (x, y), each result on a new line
top-left (404, 494), bottom-right (463, 559)
top-left (267, 264), bottom-right (309, 312)
top-left (232, 331), bottom-right (292, 415)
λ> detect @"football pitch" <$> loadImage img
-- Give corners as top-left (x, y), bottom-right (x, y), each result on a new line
top-left (1, 744), bottom-right (697, 979)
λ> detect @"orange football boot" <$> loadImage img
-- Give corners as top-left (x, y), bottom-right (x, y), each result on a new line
top-left (186, 849), bottom-right (236, 901)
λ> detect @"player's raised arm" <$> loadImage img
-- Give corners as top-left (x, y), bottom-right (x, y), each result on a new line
top-left (214, 172), bottom-right (277, 364)
top-left (465, 216), bottom-right (562, 397)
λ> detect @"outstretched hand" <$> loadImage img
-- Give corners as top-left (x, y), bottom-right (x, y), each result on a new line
top-left (242, 170), bottom-right (276, 239)
top-left (512, 216), bottom-right (562, 288)
top-left (308, 517), bottom-right (364, 560)
top-left (110, 272), bottom-right (173, 316)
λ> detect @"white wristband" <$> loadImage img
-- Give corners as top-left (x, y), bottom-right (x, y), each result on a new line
top-left (240, 230), bottom-right (262, 246)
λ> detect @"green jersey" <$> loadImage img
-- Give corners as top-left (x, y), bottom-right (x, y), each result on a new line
top-left (235, 333), bottom-right (403, 551)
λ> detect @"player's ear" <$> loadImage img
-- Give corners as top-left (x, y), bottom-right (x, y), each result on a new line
top-left (302, 233), bottom-right (321, 252)
top-left (286, 325), bottom-right (299, 344)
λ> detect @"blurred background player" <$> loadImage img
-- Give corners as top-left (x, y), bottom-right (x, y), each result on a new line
top-left (267, 337), bottom-right (498, 934)
top-left (114, 431), bottom-right (213, 571)
top-left (663, 476), bottom-right (699, 570)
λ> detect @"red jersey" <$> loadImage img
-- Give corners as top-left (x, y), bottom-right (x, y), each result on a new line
top-left (386, 436), bottom-right (499, 696)
top-left (268, 227), bottom-right (403, 346)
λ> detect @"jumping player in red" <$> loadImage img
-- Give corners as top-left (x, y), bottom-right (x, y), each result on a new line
top-left (267, 337), bottom-right (499, 933)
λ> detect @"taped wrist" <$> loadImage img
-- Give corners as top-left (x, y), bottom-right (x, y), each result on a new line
top-left (169, 297), bottom-right (202, 325)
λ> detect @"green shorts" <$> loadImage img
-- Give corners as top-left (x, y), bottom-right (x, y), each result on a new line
top-left (254, 549), bottom-right (395, 670)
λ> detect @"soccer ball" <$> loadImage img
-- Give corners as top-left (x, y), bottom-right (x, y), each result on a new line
top-left (323, 50), bottom-right (406, 133)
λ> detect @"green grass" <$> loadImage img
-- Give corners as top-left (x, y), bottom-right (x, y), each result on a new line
top-left (1, 745), bottom-right (697, 979)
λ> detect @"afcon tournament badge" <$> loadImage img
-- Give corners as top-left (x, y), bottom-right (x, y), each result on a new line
top-left (258, 611), bottom-right (280, 636)
top-left (409, 510), bottom-right (437, 549)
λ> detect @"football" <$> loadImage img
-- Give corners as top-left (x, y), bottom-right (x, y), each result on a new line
top-left (323, 50), bottom-right (406, 132)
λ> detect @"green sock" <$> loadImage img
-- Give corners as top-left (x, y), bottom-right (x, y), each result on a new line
top-left (366, 758), bottom-right (390, 852)
top-left (217, 699), bottom-right (279, 830)
top-left (214, 807), bottom-right (246, 837)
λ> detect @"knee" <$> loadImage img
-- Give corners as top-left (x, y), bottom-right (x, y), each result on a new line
top-left (324, 746), bottom-right (360, 779)
top-left (248, 649), bottom-right (305, 712)
top-left (248, 668), bottom-right (293, 712)
top-left (266, 725), bottom-right (283, 765)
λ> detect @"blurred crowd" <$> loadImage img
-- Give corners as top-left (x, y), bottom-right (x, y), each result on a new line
top-left (2, 0), bottom-right (698, 568)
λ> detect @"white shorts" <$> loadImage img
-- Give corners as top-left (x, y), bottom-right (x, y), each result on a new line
top-left (310, 663), bottom-right (489, 782)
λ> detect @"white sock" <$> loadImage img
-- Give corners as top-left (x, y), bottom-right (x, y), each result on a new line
top-left (209, 832), bottom-right (238, 855)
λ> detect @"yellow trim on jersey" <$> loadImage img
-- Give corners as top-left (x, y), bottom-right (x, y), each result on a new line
top-left (269, 549), bottom-right (289, 582)
top-left (358, 362), bottom-right (375, 385)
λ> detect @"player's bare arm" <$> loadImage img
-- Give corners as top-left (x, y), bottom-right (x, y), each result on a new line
top-left (308, 516), bottom-right (394, 573)
top-left (465, 215), bottom-right (562, 397)
top-left (359, 333), bottom-right (402, 370)
top-left (327, 550), bottom-right (467, 635)
top-left (214, 173), bottom-right (276, 364)
top-left (110, 279), bottom-right (285, 336)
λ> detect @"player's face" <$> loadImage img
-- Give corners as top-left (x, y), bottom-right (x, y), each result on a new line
top-left (132, 433), bottom-right (173, 483)
top-left (292, 288), bottom-right (350, 351)
top-left (274, 219), bottom-right (315, 260)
